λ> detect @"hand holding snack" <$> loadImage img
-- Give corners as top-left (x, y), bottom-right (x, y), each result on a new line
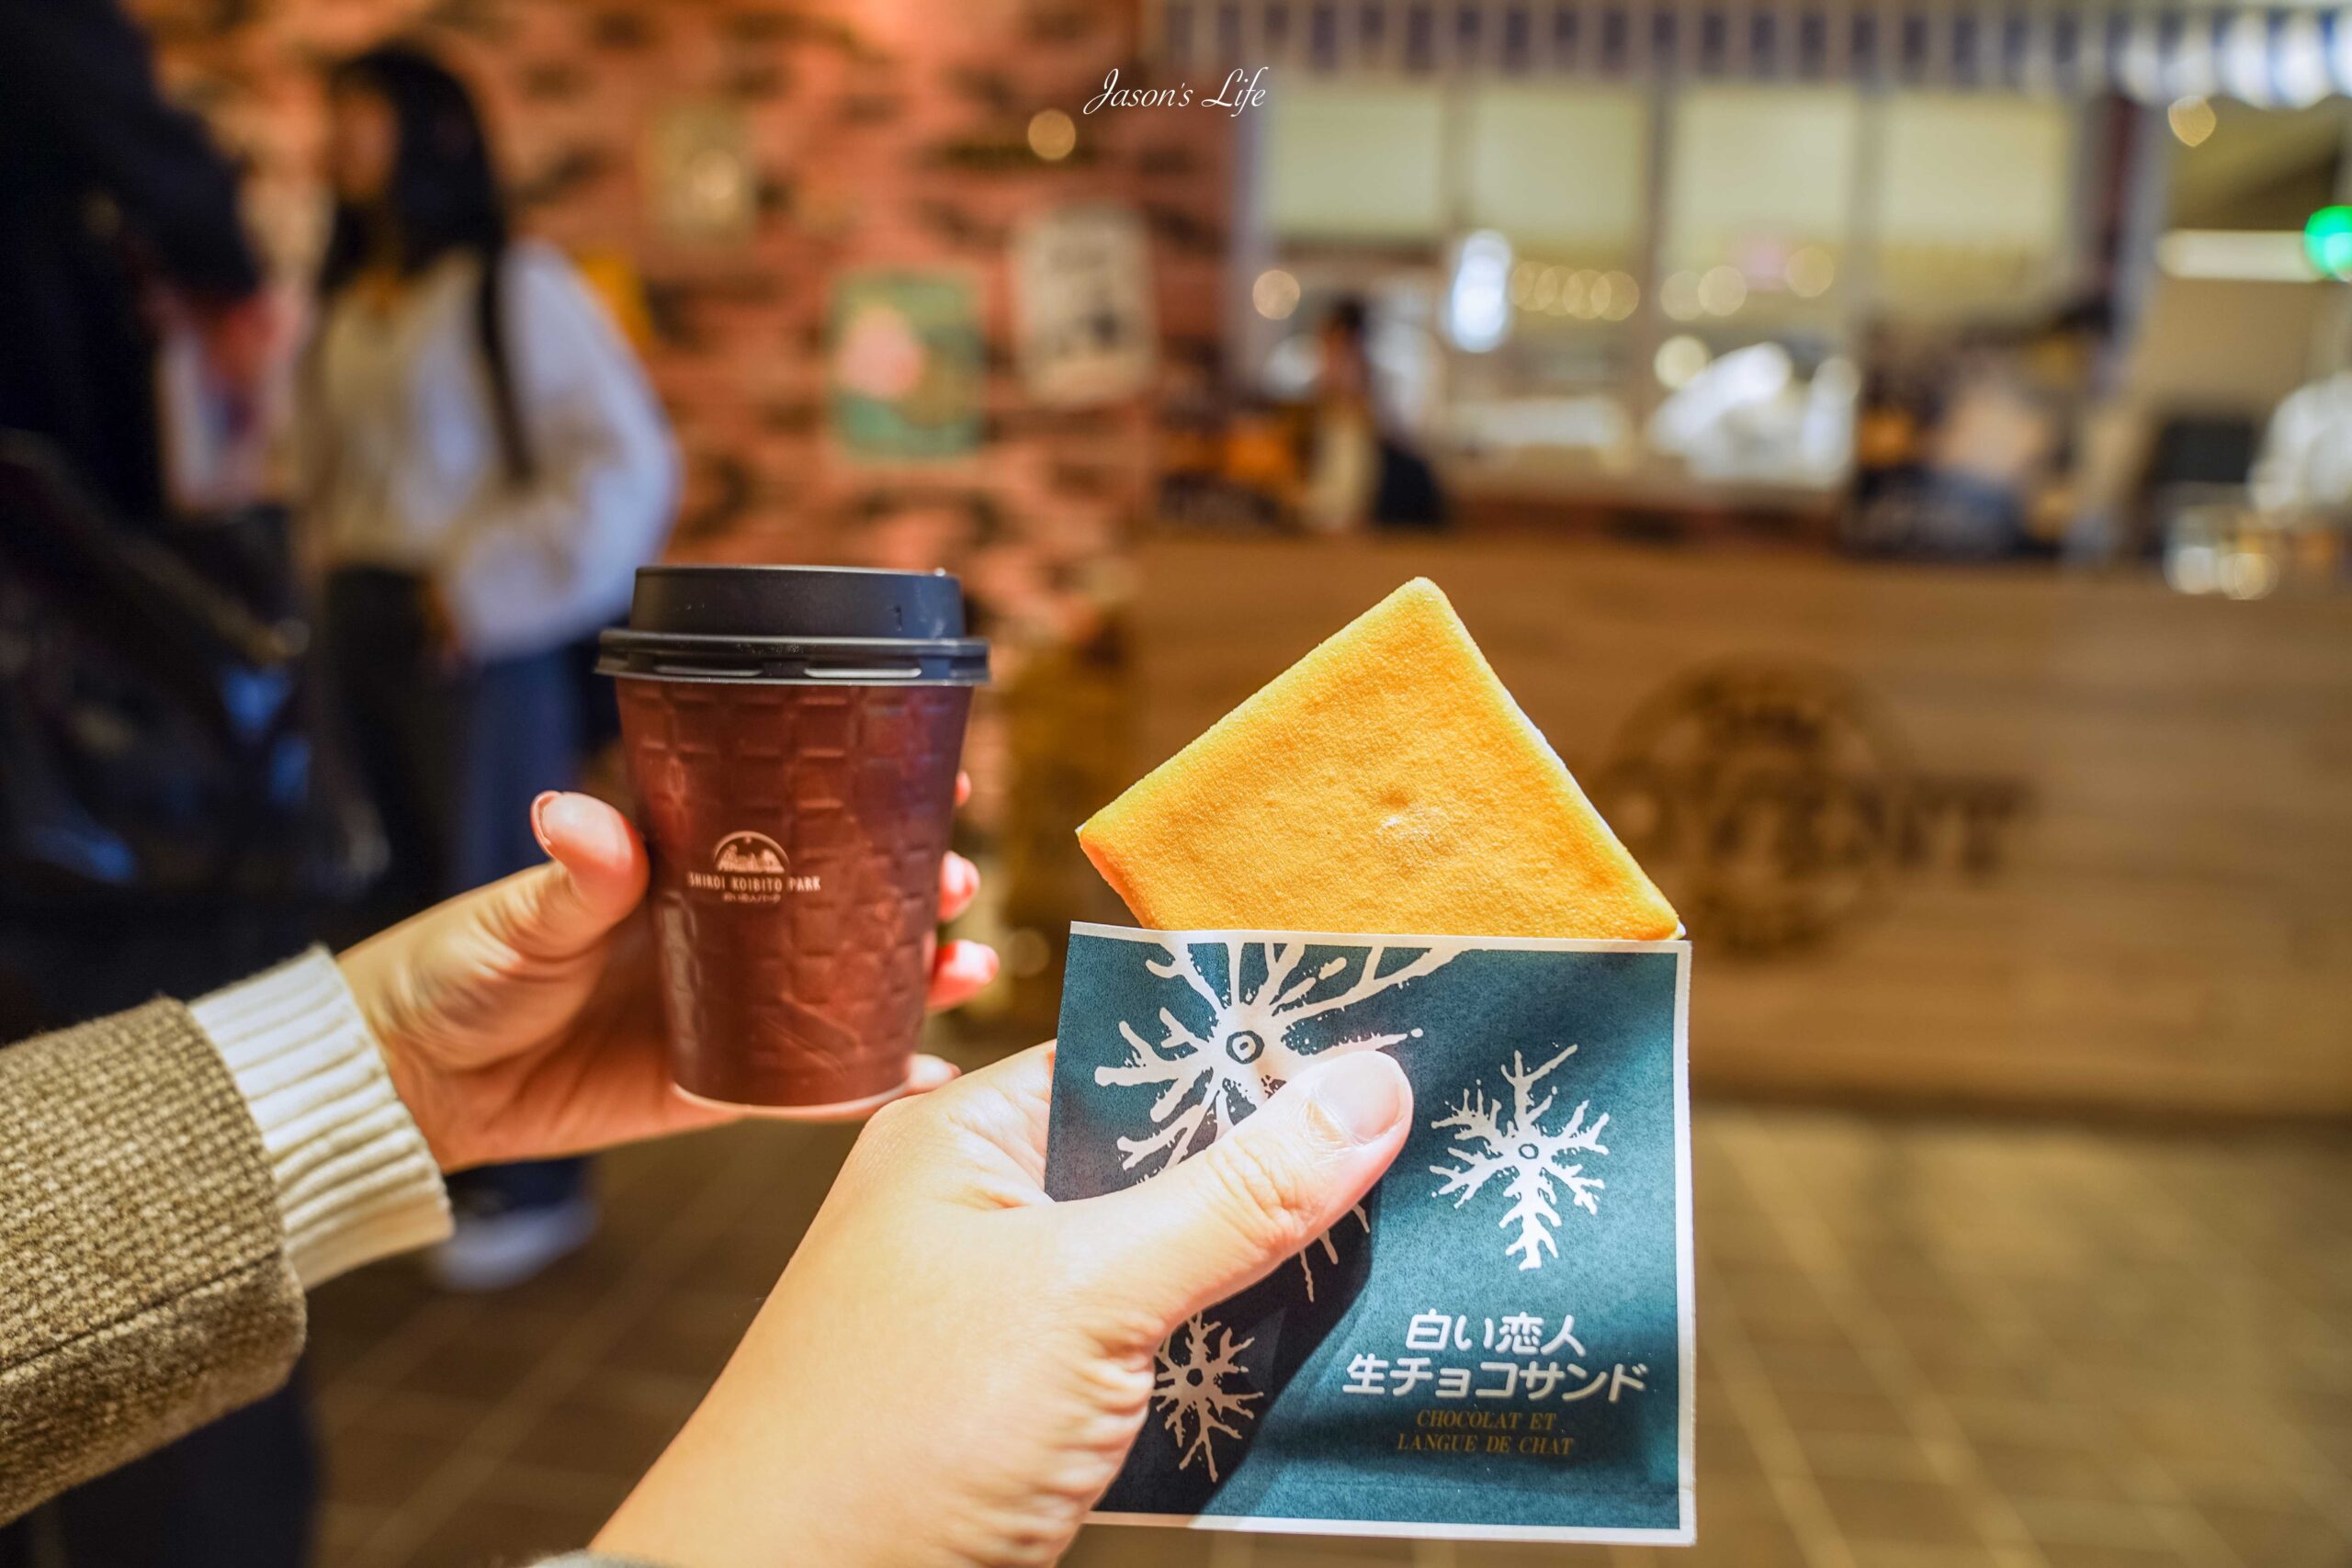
top-left (1051, 577), bottom-right (1692, 1541)
top-left (593, 1043), bottom-right (1414, 1568)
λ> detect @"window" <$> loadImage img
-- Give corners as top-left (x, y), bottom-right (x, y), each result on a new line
top-left (1262, 84), bottom-right (1448, 243)
top-left (1246, 79), bottom-right (2086, 497)
top-left (1663, 87), bottom-right (1861, 278)
top-left (1462, 87), bottom-right (1649, 253)
top-left (1455, 87), bottom-right (1654, 462)
top-left (1877, 95), bottom-right (2077, 314)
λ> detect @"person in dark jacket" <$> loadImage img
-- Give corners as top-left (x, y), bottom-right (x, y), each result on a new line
top-left (0, 5), bottom-right (318, 1566)
top-left (0, 0), bottom-right (272, 523)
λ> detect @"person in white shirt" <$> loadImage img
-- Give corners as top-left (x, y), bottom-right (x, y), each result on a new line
top-left (1295, 297), bottom-right (1445, 533)
top-left (304, 42), bottom-right (676, 1290)
top-left (2251, 369), bottom-right (2352, 518)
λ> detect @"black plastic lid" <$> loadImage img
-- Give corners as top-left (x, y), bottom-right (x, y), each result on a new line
top-left (597, 566), bottom-right (989, 685)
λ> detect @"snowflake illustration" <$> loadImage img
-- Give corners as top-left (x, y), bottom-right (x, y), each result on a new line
top-left (1096, 939), bottom-right (1459, 1296)
top-left (1291, 1207), bottom-right (1367, 1302)
top-left (1153, 1314), bottom-right (1262, 1482)
top-left (1430, 1045), bottom-right (1611, 1270)
top-left (1098, 939), bottom-right (1459, 1172)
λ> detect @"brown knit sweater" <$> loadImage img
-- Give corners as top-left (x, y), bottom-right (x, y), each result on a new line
top-left (0, 999), bottom-right (305, 1521)
top-left (1, 981), bottom-right (655, 1568)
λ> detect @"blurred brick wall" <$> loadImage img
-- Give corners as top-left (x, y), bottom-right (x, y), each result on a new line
top-left (132, 0), bottom-right (1235, 826)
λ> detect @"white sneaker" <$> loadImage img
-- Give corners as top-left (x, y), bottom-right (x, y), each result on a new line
top-left (424, 1193), bottom-right (598, 1292)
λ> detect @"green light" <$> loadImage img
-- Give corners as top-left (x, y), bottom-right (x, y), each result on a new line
top-left (2306, 206), bottom-right (2352, 280)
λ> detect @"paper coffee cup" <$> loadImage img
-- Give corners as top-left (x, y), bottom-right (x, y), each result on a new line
top-left (598, 566), bottom-right (989, 1113)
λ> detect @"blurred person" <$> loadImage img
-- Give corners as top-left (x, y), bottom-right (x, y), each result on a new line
top-left (1847, 301), bottom-right (2112, 561)
top-left (2250, 312), bottom-right (2352, 518)
top-left (0, 4), bottom-right (323, 1564)
top-left (1296, 296), bottom-right (1445, 534)
top-left (1850, 324), bottom-right (1932, 508)
top-left (303, 43), bottom-right (676, 1292)
top-left (0, 790), bottom-right (1414, 1568)
top-left (1646, 341), bottom-right (1856, 487)
top-left (0, 0), bottom-right (276, 523)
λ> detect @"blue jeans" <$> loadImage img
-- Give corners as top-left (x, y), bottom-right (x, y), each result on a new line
top-left (322, 568), bottom-right (588, 1213)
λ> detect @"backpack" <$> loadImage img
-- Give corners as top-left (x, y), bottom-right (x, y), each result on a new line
top-left (0, 433), bottom-right (382, 908)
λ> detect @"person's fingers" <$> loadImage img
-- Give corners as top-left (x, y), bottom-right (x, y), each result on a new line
top-left (955, 770), bottom-right (971, 807)
top-left (939, 1040), bottom-right (1057, 1187)
top-left (876, 1041), bottom-right (1056, 1199)
top-left (478, 792), bottom-right (650, 965)
top-left (906, 1054), bottom-right (963, 1094)
top-left (1066, 1050), bottom-right (1412, 1330)
top-left (532, 792), bottom-right (646, 898)
top-left (937, 852), bottom-right (980, 921)
top-left (926, 939), bottom-right (998, 1010)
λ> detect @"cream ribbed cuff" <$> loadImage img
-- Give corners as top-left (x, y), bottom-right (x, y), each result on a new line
top-left (191, 948), bottom-right (452, 1290)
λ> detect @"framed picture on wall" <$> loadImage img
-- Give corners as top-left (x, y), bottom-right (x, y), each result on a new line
top-left (645, 99), bottom-right (757, 245)
top-left (827, 269), bottom-right (985, 461)
top-left (1012, 203), bottom-right (1157, 407)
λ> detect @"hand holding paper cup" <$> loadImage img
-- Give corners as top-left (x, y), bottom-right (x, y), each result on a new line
top-left (598, 565), bottom-right (989, 1114)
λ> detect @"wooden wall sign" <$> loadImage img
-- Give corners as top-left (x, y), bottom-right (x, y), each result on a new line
top-left (1125, 535), bottom-right (2352, 1119)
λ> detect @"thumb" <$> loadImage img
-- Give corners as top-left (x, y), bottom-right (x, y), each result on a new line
top-left (474, 792), bottom-right (650, 964)
top-left (1071, 1051), bottom-right (1413, 1332)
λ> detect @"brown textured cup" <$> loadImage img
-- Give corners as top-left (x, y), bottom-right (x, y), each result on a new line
top-left (616, 681), bottom-right (970, 1111)
top-left (601, 566), bottom-right (987, 1113)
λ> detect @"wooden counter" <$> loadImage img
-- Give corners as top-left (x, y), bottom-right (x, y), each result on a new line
top-left (1125, 535), bottom-right (2352, 1119)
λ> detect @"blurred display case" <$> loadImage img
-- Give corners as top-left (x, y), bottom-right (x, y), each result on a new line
top-left (1235, 79), bottom-right (2096, 517)
top-left (2161, 483), bottom-right (2350, 599)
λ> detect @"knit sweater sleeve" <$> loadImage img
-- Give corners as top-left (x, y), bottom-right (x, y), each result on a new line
top-left (0, 950), bottom-right (454, 1523)
top-left (0, 998), bottom-right (305, 1523)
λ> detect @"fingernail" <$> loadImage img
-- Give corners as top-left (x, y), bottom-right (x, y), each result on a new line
top-left (1307, 1053), bottom-right (1407, 1145)
top-left (529, 792), bottom-right (560, 853)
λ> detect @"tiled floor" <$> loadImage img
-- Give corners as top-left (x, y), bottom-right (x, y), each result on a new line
top-left (307, 1092), bottom-right (2352, 1568)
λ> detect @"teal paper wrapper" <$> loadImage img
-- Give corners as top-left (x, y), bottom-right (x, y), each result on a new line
top-left (1045, 923), bottom-right (1695, 1544)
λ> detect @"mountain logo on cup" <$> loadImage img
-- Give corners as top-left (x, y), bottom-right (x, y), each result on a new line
top-left (713, 831), bottom-right (788, 874)
top-left (691, 831), bottom-right (821, 903)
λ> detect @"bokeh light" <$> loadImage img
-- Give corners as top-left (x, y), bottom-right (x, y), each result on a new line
top-left (1026, 107), bottom-right (1077, 161)
top-left (1784, 244), bottom-right (1836, 299)
top-left (1655, 334), bottom-right (1711, 389)
top-left (1660, 271), bottom-right (1703, 321)
top-left (1564, 270), bottom-right (1599, 318)
top-left (2305, 205), bottom-right (2352, 280)
top-left (2167, 95), bottom-right (2217, 148)
top-left (1448, 230), bottom-right (1515, 352)
top-left (1697, 265), bottom-right (1747, 317)
top-left (1250, 267), bottom-right (1301, 321)
top-left (2225, 550), bottom-right (2279, 600)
